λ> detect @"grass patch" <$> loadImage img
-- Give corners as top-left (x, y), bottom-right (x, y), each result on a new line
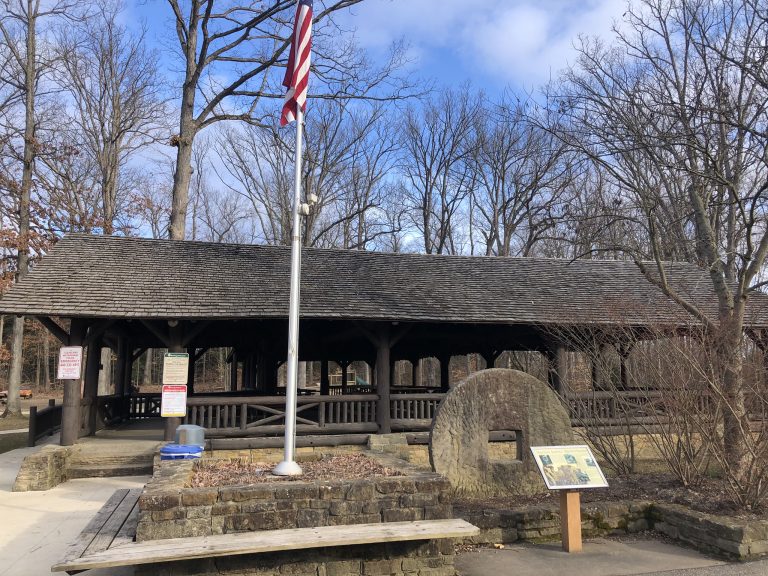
top-left (0, 432), bottom-right (27, 454)
top-left (0, 413), bottom-right (28, 431)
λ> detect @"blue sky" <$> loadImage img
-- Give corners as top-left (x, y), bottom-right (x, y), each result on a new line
top-left (129, 0), bottom-right (628, 96)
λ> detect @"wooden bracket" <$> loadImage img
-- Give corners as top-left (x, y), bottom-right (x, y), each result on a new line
top-left (35, 316), bottom-right (70, 344)
top-left (182, 321), bottom-right (210, 347)
top-left (83, 319), bottom-right (116, 346)
top-left (140, 320), bottom-right (171, 347)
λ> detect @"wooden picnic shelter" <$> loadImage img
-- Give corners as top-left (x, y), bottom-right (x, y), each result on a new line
top-left (2, 234), bottom-right (767, 445)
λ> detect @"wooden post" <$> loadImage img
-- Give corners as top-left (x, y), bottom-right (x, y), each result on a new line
top-left (27, 406), bottom-right (37, 447)
top-left (617, 342), bottom-right (631, 391)
top-left (375, 325), bottom-right (391, 434)
top-left (560, 490), bottom-right (582, 553)
top-left (547, 344), bottom-right (568, 395)
top-left (164, 322), bottom-right (184, 442)
top-left (114, 337), bottom-right (129, 397)
top-left (340, 361), bottom-right (349, 395)
top-left (230, 350), bottom-right (238, 391)
top-left (61, 319), bottom-right (87, 446)
top-left (83, 337), bottom-right (102, 436)
top-left (320, 359), bottom-right (330, 395)
top-left (411, 358), bottom-right (419, 387)
top-left (439, 354), bottom-right (451, 392)
top-left (186, 346), bottom-right (196, 395)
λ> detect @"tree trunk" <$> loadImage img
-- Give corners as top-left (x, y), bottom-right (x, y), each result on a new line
top-left (143, 349), bottom-right (153, 388)
top-left (98, 347), bottom-right (112, 395)
top-left (6, 3), bottom-right (37, 417)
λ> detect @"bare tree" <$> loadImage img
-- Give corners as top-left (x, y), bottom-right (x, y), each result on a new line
top-left (401, 88), bottom-right (479, 255)
top-left (470, 95), bottom-right (574, 257)
top-left (547, 0), bottom-right (768, 492)
top-left (162, 0), bottom-right (406, 240)
top-left (0, 0), bottom-right (80, 416)
top-left (57, 0), bottom-right (167, 235)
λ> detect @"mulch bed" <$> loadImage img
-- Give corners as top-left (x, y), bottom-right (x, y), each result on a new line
top-left (189, 453), bottom-right (403, 487)
top-left (454, 473), bottom-right (767, 520)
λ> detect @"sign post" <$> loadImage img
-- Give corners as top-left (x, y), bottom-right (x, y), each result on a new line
top-left (530, 445), bottom-right (608, 553)
top-left (161, 353), bottom-right (189, 431)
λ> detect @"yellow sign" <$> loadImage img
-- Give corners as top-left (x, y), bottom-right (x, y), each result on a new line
top-left (530, 445), bottom-right (608, 490)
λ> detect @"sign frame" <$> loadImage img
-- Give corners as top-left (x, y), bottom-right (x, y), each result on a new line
top-left (57, 346), bottom-right (84, 380)
top-left (161, 384), bottom-right (188, 418)
top-left (530, 444), bottom-right (609, 490)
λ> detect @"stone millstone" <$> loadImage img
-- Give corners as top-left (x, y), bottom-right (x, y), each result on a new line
top-left (429, 368), bottom-right (574, 497)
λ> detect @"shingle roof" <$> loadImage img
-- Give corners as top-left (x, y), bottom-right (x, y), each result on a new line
top-left (1, 234), bottom-right (765, 327)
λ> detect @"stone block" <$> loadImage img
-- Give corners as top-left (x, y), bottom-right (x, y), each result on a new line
top-left (376, 478), bottom-right (416, 494)
top-left (423, 505), bottom-right (452, 520)
top-left (330, 501), bottom-right (363, 516)
top-left (363, 559), bottom-right (401, 575)
top-left (383, 508), bottom-right (423, 522)
top-left (219, 485), bottom-right (275, 502)
top-left (151, 508), bottom-right (186, 521)
top-left (275, 484), bottom-right (319, 500)
top-left (139, 492), bottom-right (181, 511)
top-left (186, 506), bottom-right (213, 520)
top-left (319, 483), bottom-right (348, 500)
top-left (346, 481), bottom-right (376, 501)
top-left (326, 561), bottom-right (363, 576)
top-left (181, 488), bottom-right (218, 507)
top-left (297, 508), bottom-right (329, 528)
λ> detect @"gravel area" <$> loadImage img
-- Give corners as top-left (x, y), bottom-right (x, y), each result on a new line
top-left (189, 452), bottom-right (403, 487)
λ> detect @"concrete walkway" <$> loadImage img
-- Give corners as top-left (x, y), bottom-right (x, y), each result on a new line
top-left (456, 538), bottom-right (768, 576)
top-left (0, 438), bottom-right (149, 576)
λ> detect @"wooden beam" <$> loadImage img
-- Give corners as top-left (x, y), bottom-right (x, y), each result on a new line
top-left (35, 316), bottom-right (69, 344)
top-left (83, 319), bottom-right (116, 346)
top-left (375, 325), bottom-right (391, 433)
top-left (139, 320), bottom-right (171, 347)
top-left (131, 347), bottom-right (147, 363)
top-left (181, 321), bottom-right (210, 347)
top-left (52, 520), bottom-right (480, 573)
top-left (61, 319), bottom-right (88, 446)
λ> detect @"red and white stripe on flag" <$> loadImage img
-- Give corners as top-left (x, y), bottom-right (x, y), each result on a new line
top-left (280, 0), bottom-right (313, 126)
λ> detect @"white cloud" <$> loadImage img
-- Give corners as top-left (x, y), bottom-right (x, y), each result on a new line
top-left (342, 0), bottom-right (627, 89)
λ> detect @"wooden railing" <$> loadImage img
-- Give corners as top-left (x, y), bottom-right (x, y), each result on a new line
top-left (391, 393), bottom-right (445, 431)
top-left (183, 395), bottom-right (379, 437)
top-left (567, 390), bottom-right (716, 426)
top-left (27, 400), bottom-right (61, 446)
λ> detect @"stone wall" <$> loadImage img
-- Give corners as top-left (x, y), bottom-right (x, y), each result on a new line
top-left (136, 453), bottom-right (456, 576)
top-left (456, 500), bottom-right (650, 545)
top-left (12, 445), bottom-right (70, 491)
top-left (651, 503), bottom-right (768, 560)
top-left (456, 499), bottom-right (768, 561)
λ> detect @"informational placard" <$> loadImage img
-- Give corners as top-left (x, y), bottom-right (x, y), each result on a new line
top-left (161, 385), bottom-right (188, 418)
top-left (57, 346), bottom-right (83, 380)
top-left (162, 352), bottom-right (190, 385)
top-left (530, 445), bottom-right (609, 490)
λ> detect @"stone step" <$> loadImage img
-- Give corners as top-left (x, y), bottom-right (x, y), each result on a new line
top-left (69, 453), bottom-right (155, 467)
top-left (68, 463), bottom-right (153, 479)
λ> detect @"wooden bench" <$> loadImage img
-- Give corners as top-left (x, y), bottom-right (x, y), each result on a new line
top-left (53, 501), bottom-right (478, 574)
top-left (54, 488), bottom-right (142, 574)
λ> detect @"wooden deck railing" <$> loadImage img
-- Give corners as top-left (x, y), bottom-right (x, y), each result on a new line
top-left (183, 395), bottom-right (379, 437)
top-left (77, 388), bottom-right (765, 438)
top-left (391, 393), bottom-right (445, 431)
top-left (27, 400), bottom-right (61, 446)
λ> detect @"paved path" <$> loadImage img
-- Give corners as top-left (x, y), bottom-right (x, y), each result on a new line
top-left (456, 539), bottom-right (766, 576)
top-left (0, 439), bottom-right (149, 576)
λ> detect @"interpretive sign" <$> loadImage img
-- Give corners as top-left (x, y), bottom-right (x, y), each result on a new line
top-left (161, 385), bottom-right (188, 418)
top-left (162, 352), bottom-right (189, 385)
top-left (57, 346), bottom-right (83, 380)
top-left (530, 445), bottom-right (608, 490)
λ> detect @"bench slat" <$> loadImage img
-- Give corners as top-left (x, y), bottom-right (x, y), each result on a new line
top-left (110, 490), bottom-right (142, 549)
top-left (59, 489), bottom-right (131, 564)
top-left (83, 488), bottom-right (142, 555)
top-left (53, 519), bottom-right (479, 573)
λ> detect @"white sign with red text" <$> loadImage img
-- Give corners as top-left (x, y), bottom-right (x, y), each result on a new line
top-left (161, 385), bottom-right (188, 418)
top-left (57, 346), bottom-right (83, 380)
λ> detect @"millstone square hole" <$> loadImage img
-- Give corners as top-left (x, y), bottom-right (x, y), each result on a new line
top-left (487, 429), bottom-right (523, 463)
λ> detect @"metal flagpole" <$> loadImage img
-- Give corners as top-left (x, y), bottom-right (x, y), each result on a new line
top-left (273, 105), bottom-right (305, 477)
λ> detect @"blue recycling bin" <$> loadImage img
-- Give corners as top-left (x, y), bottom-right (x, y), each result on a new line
top-left (160, 444), bottom-right (203, 460)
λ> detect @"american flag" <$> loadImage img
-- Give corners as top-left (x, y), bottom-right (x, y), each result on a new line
top-left (280, 0), bottom-right (313, 126)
